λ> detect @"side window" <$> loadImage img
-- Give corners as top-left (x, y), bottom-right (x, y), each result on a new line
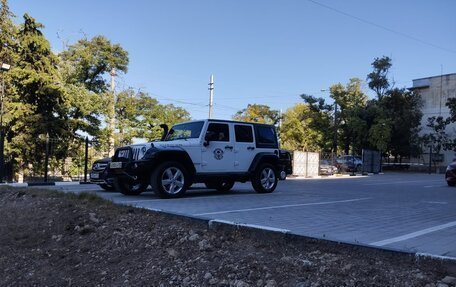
top-left (235, 125), bottom-right (253, 143)
top-left (255, 125), bottom-right (278, 148)
top-left (206, 123), bottom-right (230, 142)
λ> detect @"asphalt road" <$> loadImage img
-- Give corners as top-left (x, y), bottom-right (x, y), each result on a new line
top-left (48, 172), bottom-right (456, 259)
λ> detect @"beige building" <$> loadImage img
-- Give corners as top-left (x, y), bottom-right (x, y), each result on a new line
top-left (410, 73), bottom-right (456, 166)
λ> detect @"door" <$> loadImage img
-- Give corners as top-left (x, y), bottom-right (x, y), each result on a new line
top-left (201, 122), bottom-right (236, 172)
top-left (233, 124), bottom-right (256, 172)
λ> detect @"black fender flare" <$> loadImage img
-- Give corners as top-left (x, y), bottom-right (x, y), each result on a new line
top-left (248, 152), bottom-right (279, 173)
top-left (146, 148), bottom-right (196, 177)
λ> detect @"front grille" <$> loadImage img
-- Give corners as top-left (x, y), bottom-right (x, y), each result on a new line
top-left (132, 147), bottom-right (141, 160)
top-left (114, 145), bottom-right (146, 162)
top-left (92, 163), bottom-right (108, 171)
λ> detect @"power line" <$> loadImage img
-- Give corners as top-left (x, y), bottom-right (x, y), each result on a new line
top-left (307, 0), bottom-right (456, 54)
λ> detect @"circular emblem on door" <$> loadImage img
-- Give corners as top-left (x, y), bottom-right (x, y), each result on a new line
top-left (213, 148), bottom-right (224, 160)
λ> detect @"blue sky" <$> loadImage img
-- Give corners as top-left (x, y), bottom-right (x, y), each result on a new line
top-left (9, 0), bottom-right (456, 120)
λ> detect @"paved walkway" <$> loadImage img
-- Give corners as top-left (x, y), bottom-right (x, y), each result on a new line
top-left (44, 173), bottom-right (456, 259)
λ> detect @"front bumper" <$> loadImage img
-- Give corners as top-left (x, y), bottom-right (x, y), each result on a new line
top-left (90, 168), bottom-right (114, 185)
top-left (105, 159), bottom-right (155, 183)
top-left (445, 169), bottom-right (456, 183)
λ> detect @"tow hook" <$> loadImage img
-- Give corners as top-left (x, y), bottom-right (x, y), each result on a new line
top-left (122, 172), bottom-right (137, 181)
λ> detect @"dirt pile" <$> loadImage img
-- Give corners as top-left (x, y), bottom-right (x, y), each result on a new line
top-left (0, 187), bottom-right (454, 286)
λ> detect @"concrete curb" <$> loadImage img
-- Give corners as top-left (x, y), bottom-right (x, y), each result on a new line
top-left (1, 182), bottom-right (93, 187)
top-left (134, 204), bottom-right (456, 266)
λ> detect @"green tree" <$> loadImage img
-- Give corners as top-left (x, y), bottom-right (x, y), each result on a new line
top-left (280, 103), bottom-right (324, 151)
top-left (0, 0), bottom-right (17, 65)
top-left (368, 118), bottom-right (392, 153)
top-left (329, 78), bottom-right (368, 154)
top-left (380, 88), bottom-right (422, 161)
top-left (60, 35), bottom-right (129, 154)
top-left (111, 89), bottom-right (191, 145)
top-left (233, 104), bottom-right (280, 125)
top-left (299, 94), bottom-right (333, 152)
top-left (0, 0), bottom-right (19, 180)
top-left (367, 56), bottom-right (392, 100)
top-left (9, 14), bottom-right (66, 175)
top-left (423, 116), bottom-right (455, 155)
top-left (60, 35), bottom-right (129, 93)
top-left (115, 89), bottom-right (141, 146)
top-left (365, 56), bottom-right (423, 161)
top-left (135, 92), bottom-right (190, 141)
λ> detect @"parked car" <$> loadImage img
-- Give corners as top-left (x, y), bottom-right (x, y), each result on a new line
top-left (319, 159), bottom-right (338, 175)
top-left (445, 160), bottom-right (456, 186)
top-left (106, 119), bottom-right (293, 198)
top-left (336, 155), bottom-right (363, 172)
top-left (90, 157), bottom-right (114, 191)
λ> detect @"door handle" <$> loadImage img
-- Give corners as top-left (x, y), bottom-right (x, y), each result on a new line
top-left (247, 147), bottom-right (255, 150)
top-left (225, 145), bottom-right (233, 150)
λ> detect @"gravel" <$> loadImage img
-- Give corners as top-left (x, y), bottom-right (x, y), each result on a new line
top-left (0, 187), bottom-right (454, 286)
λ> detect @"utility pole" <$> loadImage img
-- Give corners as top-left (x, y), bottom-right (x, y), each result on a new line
top-left (332, 101), bottom-right (338, 162)
top-left (208, 75), bottom-right (214, 119)
top-left (84, 137), bottom-right (89, 183)
top-left (108, 68), bottom-right (116, 157)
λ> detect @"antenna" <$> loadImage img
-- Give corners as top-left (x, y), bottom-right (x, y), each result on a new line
top-left (208, 75), bottom-right (214, 119)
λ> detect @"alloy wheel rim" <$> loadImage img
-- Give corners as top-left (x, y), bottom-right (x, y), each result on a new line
top-left (161, 167), bottom-right (184, 194)
top-left (260, 168), bottom-right (275, 190)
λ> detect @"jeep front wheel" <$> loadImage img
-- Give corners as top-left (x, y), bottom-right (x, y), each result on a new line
top-left (152, 162), bottom-right (188, 198)
top-left (114, 177), bottom-right (148, 196)
top-left (251, 163), bottom-right (278, 193)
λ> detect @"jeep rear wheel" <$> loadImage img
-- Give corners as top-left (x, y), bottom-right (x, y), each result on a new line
top-left (251, 163), bottom-right (278, 193)
top-left (152, 161), bottom-right (188, 198)
top-left (205, 180), bottom-right (235, 192)
top-left (114, 177), bottom-right (148, 196)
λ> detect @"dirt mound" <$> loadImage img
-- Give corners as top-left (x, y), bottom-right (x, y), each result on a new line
top-left (0, 187), bottom-right (454, 286)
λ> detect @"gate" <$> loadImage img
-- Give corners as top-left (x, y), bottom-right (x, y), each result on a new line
top-left (362, 149), bottom-right (381, 173)
top-left (292, 151), bottom-right (319, 177)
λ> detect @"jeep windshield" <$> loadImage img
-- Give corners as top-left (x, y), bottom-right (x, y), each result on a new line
top-left (165, 121), bottom-right (204, 141)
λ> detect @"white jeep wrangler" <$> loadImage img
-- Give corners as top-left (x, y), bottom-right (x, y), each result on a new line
top-left (106, 119), bottom-right (292, 198)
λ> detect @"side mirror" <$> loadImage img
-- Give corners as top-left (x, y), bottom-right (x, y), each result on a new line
top-left (204, 131), bottom-right (217, 146)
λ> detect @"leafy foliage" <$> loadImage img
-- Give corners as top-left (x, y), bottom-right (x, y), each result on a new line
top-left (280, 103), bottom-right (326, 151)
top-left (233, 104), bottom-right (280, 125)
top-left (329, 78), bottom-right (368, 154)
top-left (367, 56), bottom-right (392, 100)
top-left (380, 88), bottom-right (423, 159)
top-left (9, 14), bottom-right (66, 174)
top-left (423, 116), bottom-right (454, 154)
top-left (60, 36), bottom-right (129, 94)
top-left (0, 3), bottom-right (191, 180)
top-left (115, 89), bottom-right (191, 145)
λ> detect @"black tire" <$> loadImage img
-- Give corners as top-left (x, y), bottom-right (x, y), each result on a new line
top-left (114, 177), bottom-right (148, 196)
top-left (251, 163), bottom-right (278, 193)
top-left (99, 183), bottom-right (115, 191)
top-left (151, 161), bottom-right (188, 198)
top-left (205, 180), bottom-right (235, 192)
top-left (447, 181), bottom-right (455, 187)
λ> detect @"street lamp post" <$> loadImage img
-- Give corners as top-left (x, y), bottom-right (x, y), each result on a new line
top-left (0, 62), bottom-right (11, 183)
